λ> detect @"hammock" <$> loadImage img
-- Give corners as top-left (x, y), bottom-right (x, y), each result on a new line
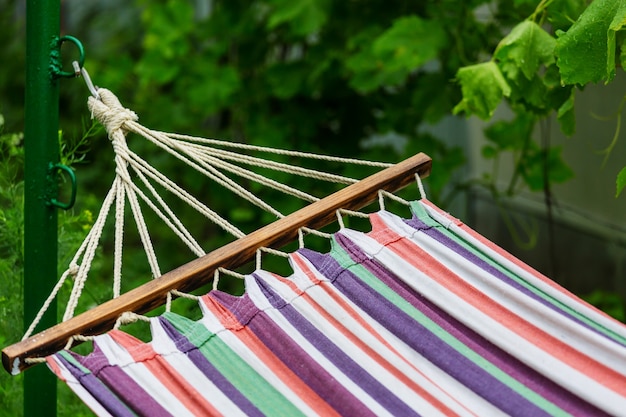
top-left (4, 83), bottom-right (626, 416)
top-left (46, 199), bottom-right (626, 416)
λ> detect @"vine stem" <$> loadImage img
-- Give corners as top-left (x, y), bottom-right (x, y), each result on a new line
top-left (540, 117), bottom-right (558, 280)
top-left (595, 94), bottom-right (626, 167)
top-left (529, 0), bottom-right (556, 22)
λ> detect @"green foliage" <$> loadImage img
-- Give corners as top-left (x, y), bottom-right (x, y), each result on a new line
top-left (456, 0), bottom-right (626, 201)
top-left (0, 114), bottom-right (25, 416)
top-left (453, 62), bottom-right (511, 120)
top-left (0, 115), bottom-right (97, 416)
top-left (555, 0), bottom-right (626, 85)
top-left (347, 16), bottom-right (447, 92)
top-left (617, 166), bottom-right (626, 197)
top-left (268, 0), bottom-right (329, 36)
top-left (495, 21), bottom-right (555, 80)
top-left (583, 289), bottom-right (625, 322)
top-left (2, 0), bottom-right (626, 414)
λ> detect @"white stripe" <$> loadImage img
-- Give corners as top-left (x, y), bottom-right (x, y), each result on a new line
top-left (342, 227), bottom-right (626, 416)
top-left (198, 295), bottom-right (320, 417)
top-left (378, 210), bottom-right (626, 376)
top-left (149, 319), bottom-right (246, 417)
top-left (48, 356), bottom-right (115, 417)
top-left (96, 333), bottom-right (197, 416)
top-left (420, 201), bottom-right (626, 345)
top-left (245, 274), bottom-right (397, 417)
top-left (286, 253), bottom-right (508, 417)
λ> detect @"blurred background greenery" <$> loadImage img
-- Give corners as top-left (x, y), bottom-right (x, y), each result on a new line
top-left (1, 0), bottom-right (626, 415)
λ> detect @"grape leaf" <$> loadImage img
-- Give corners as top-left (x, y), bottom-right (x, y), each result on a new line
top-left (372, 16), bottom-right (446, 74)
top-left (555, 0), bottom-right (626, 85)
top-left (494, 21), bottom-right (556, 80)
top-left (547, 0), bottom-right (587, 32)
top-left (267, 0), bottom-right (328, 36)
top-left (484, 113), bottom-right (534, 151)
top-left (621, 37), bottom-right (626, 70)
top-left (522, 146), bottom-right (574, 191)
top-left (454, 61), bottom-right (511, 119)
top-left (617, 166), bottom-right (626, 197)
top-left (557, 90), bottom-right (576, 136)
top-left (346, 16), bottom-right (446, 92)
top-left (608, 2), bottom-right (626, 80)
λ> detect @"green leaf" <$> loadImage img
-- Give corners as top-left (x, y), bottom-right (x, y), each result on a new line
top-left (617, 166), bottom-right (626, 197)
top-left (621, 37), bottom-right (626, 69)
top-left (608, 2), bottom-right (626, 80)
top-left (555, 0), bottom-right (626, 85)
top-left (453, 61), bottom-right (511, 119)
top-left (547, 0), bottom-right (587, 32)
top-left (265, 62), bottom-right (308, 99)
top-left (499, 59), bottom-right (551, 113)
top-left (484, 112), bottom-right (535, 151)
top-left (346, 16), bottom-right (446, 92)
top-left (494, 21), bottom-right (556, 80)
top-left (522, 146), bottom-right (574, 191)
top-left (557, 89), bottom-right (576, 136)
top-left (372, 16), bottom-right (446, 74)
top-left (482, 145), bottom-right (497, 159)
top-left (267, 0), bottom-right (328, 36)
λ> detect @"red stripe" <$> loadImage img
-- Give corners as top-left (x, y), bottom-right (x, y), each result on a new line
top-left (109, 330), bottom-right (223, 417)
top-left (290, 253), bottom-right (465, 417)
top-left (201, 295), bottom-right (342, 417)
top-left (368, 214), bottom-right (626, 396)
top-left (420, 200), bottom-right (624, 330)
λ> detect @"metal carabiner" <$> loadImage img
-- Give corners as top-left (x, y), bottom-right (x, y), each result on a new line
top-left (72, 61), bottom-right (100, 100)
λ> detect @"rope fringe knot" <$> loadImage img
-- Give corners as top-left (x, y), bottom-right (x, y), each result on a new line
top-left (88, 88), bottom-right (138, 136)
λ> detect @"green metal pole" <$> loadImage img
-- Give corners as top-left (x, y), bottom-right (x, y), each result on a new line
top-left (24, 0), bottom-right (60, 416)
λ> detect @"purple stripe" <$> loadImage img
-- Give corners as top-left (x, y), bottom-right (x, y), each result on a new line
top-left (208, 290), bottom-right (377, 417)
top-left (248, 276), bottom-right (422, 417)
top-left (406, 215), bottom-right (620, 347)
top-left (57, 351), bottom-right (141, 417)
top-left (157, 315), bottom-right (265, 417)
top-left (326, 235), bottom-right (608, 417)
top-left (303, 244), bottom-right (554, 417)
top-left (77, 345), bottom-right (172, 417)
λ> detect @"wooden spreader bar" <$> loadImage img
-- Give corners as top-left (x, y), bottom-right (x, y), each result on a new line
top-left (3, 153), bottom-right (431, 374)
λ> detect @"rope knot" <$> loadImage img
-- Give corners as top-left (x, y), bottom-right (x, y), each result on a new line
top-left (88, 88), bottom-right (138, 137)
top-left (68, 263), bottom-right (80, 277)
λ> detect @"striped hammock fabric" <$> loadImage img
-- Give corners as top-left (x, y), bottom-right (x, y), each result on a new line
top-left (47, 199), bottom-right (626, 417)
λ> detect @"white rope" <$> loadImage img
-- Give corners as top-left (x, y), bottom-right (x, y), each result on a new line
top-left (130, 167), bottom-right (205, 256)
top-left (179, 147), bottom-right (320, 202)
top-left (113, 178), bottom-right (125, 298)
top-left (23, 87), bottom-right (406, 341)
top-left (378, 189), bottom-right (410, 211)
top-left (298, 226), bottom-right (333, 248)
top-left (63, 180), bottom-right (120, 321)
top-left (131, 123), bottom-right (286, 218)
top-left (416, 173), bottom-right (427, 200)
top-left (172, 142), bottom-right (358, 184)
top-left (125, 150), bottom-right (244, 238)
top-left (166, 289), bottom-right (200, 312)
top-left (164, 132), bottom-right (394, 168)
top-left (256, 246), bottom-right (290, 270)
top-left (114, 311), bottom-right (151, 329)
top-left (336, 208), bottom-right (370, 229)
top-left (63, 334), bottom-right (95, 351)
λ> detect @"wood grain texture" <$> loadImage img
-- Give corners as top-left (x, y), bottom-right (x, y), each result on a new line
top-left (2, 153), bottom-right (431, 374)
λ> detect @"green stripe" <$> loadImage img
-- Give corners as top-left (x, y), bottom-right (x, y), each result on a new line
top-left (58, 350), bottom-right (92, 375)
top-left (330, 240), bottom-right (569, 416)
top-left (410, 201), bottom-right (626, 347)
top-left (57, 351), bottom-right (139, 416)
top-left (163, 312), bottom-right (307, 417)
